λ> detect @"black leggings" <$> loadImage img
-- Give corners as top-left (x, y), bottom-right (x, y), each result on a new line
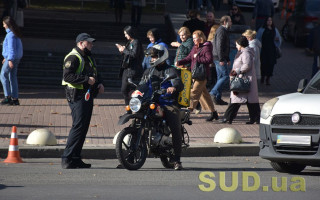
top-left (224, 103), bottom-right (260, 122)
top-left (121, 69), bottom-right (135, 105)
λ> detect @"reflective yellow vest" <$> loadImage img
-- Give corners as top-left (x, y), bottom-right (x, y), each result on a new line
top-left (62, 48), bottom-right (97, 89)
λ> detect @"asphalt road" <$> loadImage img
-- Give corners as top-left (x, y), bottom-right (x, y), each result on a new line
top-left (1, 157), bottom-right (319, 200)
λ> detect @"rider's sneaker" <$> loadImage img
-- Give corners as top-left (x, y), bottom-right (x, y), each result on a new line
top-left (174, 162), bottom-right (183, 170)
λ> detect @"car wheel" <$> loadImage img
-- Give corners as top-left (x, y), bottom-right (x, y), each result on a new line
top-left (270, 162), bottom-right (306, 174)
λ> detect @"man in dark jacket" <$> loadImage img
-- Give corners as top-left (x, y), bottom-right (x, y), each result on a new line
top-left (183, 10), bottom-right (205, 35)
top-left (209, 15), bottom-right (232, 105)
top-left (252, 0), bottom-right (274, 30)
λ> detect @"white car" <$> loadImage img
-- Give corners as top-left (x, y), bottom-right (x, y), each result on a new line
top-left (259, 73), bottom-right (320, 174)
top-left (233, 0), bottom-right (280, 9)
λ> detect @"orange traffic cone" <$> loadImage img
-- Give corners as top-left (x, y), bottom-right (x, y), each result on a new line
top-left (4, 126), bottom-right (23, 163)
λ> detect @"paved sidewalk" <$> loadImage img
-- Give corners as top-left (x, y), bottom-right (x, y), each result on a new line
top-left (0, 5), bottom-right (314, 159)
top-left (0, 88), bottom-right (265, 159)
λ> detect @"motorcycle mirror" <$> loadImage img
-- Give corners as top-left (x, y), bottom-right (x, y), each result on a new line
top-left (128, 78), bottom-right (137, 87)
top-left (160, 72), bottom-right (176, 85)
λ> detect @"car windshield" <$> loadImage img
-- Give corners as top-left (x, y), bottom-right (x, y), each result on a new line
top-left (304, 72), bottom-right (320, 94)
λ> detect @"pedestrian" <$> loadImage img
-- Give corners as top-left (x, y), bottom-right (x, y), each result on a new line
top-left (309, 21), bottom-right (320, 77)
top-left (204, 11), bottom-right (216, 38)
top-left (131, 0), bottom-right (145, 27)
top-left (187, 0), bottom-right (199, 11)
top-left (116, 26), bottom-right (144, 112)
top-left (182, 10), bottom-right (205, 35)
top-left (142, 28), bottom-right (169, 70)
top-left (211, 0), bottom-right (221, 11)
top-left (110, 0), bottom-right (125, 24)
top-left (221, 36), bottom-right (260, 124)
top-left (229, 5), bottom-right (246, 25)
top-left (176, 30), bottom-right (219, 122)
top-left (209, 15), bottom-right (232, 105)
top-left (171, 27), bottom-right (194, 68)
top-left (1, 16), bottom-right (23, 106)
top-left (242, 29), bottom-right (261, 81)
top-left (2, 0), bottom-right (13, 20)
top-left (207, 24), bottom-right (220, 88)
top-left (252, 0), bottom-right (274, 31)
top-left (61, 33), bottom-right (105, 169)
top-left (256, 17), bottom-right (282, 85)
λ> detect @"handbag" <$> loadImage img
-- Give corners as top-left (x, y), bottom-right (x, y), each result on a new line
top-left (121, 55), bottom-right (130, 68)
top-left (230, 74), bottom-right (251, 93)
top-left (191, 62), bottom-right (206, 81)
top-left (276, 47), bottom-right (282, 59)
top-left (191, 47), bottom-right (206, 81)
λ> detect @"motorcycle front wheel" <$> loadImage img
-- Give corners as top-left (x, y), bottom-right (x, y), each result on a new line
top-left (116, 127), bottom-right (147, 170)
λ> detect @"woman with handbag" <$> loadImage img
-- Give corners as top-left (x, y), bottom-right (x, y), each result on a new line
top-left (221, 36), bottom-right (260, 124)
top-left (176, 30), bottom-right (219, 122)
top-left (116, 26), bottom-right (143, 113)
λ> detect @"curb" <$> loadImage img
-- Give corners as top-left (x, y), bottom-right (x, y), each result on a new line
top-left (0, 144), bottom-right (259, 159)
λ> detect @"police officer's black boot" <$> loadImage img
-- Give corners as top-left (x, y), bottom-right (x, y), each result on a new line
top-left (61, 158), bottom-right (77, 169)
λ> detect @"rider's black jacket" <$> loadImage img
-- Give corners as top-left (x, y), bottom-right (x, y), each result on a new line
top-left (139, 63), bottom-right (183, 105)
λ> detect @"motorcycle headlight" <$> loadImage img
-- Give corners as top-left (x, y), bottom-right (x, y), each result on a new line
top-left (260, 98), bottom-right (279, 119)
top-left (129, 97), bottom-right (141, 113)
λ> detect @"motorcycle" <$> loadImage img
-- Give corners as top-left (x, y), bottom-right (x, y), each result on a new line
top-left (115, 74), bottom-right (192, 170)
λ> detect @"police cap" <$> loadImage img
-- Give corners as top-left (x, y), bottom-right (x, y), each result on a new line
top-left (76, 33), bottom-right (96, 43)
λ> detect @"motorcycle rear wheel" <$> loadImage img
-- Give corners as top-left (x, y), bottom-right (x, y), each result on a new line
top-left (116, 127), bottom-right (147, 170)
top-left (160, 155), bottom-right (175, 169)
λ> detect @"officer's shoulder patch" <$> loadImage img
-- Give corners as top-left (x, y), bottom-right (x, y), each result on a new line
top-left (64, 61), bottom-right (71, 68)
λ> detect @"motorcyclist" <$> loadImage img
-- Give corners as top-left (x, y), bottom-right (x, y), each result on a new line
top-left (140, 44), bottom-right (184, 170)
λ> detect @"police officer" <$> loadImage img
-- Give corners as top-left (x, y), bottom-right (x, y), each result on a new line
top-left (61, 33), bottom-right (104, 169)
top-left (140, 44), bottom-right (184, 170)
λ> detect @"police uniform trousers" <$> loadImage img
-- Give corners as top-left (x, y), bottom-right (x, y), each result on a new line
top-left (62, 94), bottom-right (94, 160)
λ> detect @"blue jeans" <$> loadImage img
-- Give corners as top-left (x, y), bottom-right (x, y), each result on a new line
top-left (1, 59), bottom-right (20, 98)
top-left (209, 61), bottom-right (229, 100)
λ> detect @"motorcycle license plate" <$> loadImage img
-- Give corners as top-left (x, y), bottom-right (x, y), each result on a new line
top-left (276, 135), bottom-right (311, 146)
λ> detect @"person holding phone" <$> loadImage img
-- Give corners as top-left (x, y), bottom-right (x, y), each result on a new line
top-left (116, 26), bottom-right (144, 112)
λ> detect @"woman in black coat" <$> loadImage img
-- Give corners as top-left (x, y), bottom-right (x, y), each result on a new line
top-left (256, 17), bottom-right (282, 85)
top-left (116, 26), bottom-right (143, 110)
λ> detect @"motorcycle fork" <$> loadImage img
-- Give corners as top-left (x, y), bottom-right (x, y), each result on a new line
top-left (130, 119), bottom-right (144, 152)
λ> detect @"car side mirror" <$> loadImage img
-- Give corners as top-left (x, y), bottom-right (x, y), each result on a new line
top-left (297, 79), bottom-right (308, 93)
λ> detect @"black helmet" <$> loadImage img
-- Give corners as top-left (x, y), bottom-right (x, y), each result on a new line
top-left (145, 44), bottom-right (168, 67)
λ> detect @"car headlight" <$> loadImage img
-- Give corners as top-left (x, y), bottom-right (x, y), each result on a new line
top-left (129, 97), bottom-right (141, 113)
top-left (260, 98), bottom-right (279, 119)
